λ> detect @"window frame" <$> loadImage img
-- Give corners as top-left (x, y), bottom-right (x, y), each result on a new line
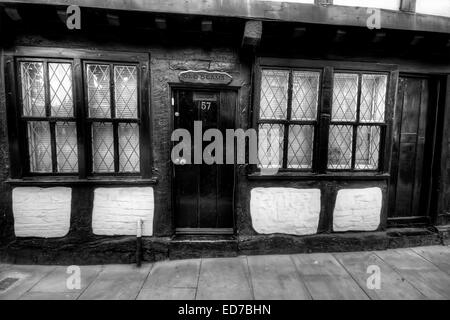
top-left (16, 57), bottom-right (78, 176)
top-left (256, 66), bottom-right (322, 172)
top-left (4, 46), bottom-right (152, 180)
top-left (328, 70), bottom-right (389, 172)
top-left (83, 60), bottom-right (141, 176)
top-left (253, 58), bottom-right (398, 176)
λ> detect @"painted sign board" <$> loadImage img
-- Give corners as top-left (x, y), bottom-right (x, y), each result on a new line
top-left (179, 70), bottom-right (232, 85)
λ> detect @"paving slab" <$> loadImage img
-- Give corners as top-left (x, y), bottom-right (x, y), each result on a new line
top-left (376, 249), bottom-right (450, 299)
top-left (247, 255), bottom-right (311, 300)
top-left (19, 292), bottom-right (80, 300)
top-left (78, 264), bottom-right (152, 300)
top-left (196, 257), bottom-right (253, 300)
top-left (333, 251), bottom-right (425, 300)
top-left (291, 253), bottom-right (369, 300)
top-left (29, 265), bottom-right (103, 294)
top-left (0, 265), bottom-right (56, 300)
top-left (411, 246), bottom-right (450, 276)
top-left (137, 288), bottom-right (196, 300)
top-left (142, 259), bottom-right (200, 290)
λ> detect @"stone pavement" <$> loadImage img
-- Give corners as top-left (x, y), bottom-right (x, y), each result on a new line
top-left (0, 245), bottom-right (449, 300)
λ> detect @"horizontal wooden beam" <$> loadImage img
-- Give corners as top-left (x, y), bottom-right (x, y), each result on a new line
top-left (1, 0), bottom-right (450, 34)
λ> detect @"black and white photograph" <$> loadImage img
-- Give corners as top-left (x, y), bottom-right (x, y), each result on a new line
top-left (0, 0), bottom-right (449, 308)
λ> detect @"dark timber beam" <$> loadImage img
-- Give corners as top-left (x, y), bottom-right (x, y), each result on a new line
top-left (242, 20), bottom-right (262, 49)
top-left (2, 0), bottom-right (449, 34)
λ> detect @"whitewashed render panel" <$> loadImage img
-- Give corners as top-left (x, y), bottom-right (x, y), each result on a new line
top-left (333, 0), bottom-right (400, 10)
top-left (333, 187), bottom-right (382, 232)
top-left (92, 187), bottom-right (154, 236)
top-left (416, 0), bottom-right (450, 18)
top-left (13, 187), bottom-right (72, 238)
top-left (255, 0), bottom-right (315, 3)
top-left (250, 187), bottom-right (321, 235)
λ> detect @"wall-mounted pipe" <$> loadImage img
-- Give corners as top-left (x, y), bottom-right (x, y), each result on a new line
top-left (136, 219), bottom-right (143, 267)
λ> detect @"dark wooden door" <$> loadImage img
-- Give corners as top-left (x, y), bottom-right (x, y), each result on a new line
top-left (173, 89), bottom-right (235, 234)
top-left (389, 76), bottom-right (438, 224)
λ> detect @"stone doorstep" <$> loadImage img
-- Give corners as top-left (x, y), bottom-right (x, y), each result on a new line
top-left (0, 227), bottom-right (445, 264)
top-left (436, 225), bottom-right (450, 245)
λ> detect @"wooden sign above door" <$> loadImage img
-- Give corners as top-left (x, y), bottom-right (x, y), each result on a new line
top-left (179, 70), bottom-right (232, 85)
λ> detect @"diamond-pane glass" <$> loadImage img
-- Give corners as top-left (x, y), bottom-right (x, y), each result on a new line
top-left (27, 121), bottom-right (52, 172)
top-left (292, 71), bottom-right (320, 121)
top-left (92, 122), bottom-right (114, 173)
top-left (20, 62), bottom-right (45, 117)
top-left (360, 74), bottom-right (387, 123)
top-left (258, 124), bottom-right (284, 168)
top-left (119, 123), bottom-right (140, 172)
top-left (115, 66), bottom-right (138, 118)
top-left (328, 125), bottom-right (353, 169)
top-left (260, 70), bottom-right (289, 120)
top-left (356, 126), bottom-right (381, 170)
top-left (56, 122), bottom-right (78, 173)
top-left (287, 125), bottom-right (314, 169)
top-left (332, 73), bottom-right (358, 121)
top-left (49, 63), bottom-right (73, 117)
top-left (87, 64), bottom-right (111, 118)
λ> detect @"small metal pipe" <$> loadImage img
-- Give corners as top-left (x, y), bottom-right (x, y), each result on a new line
top-left (136, 219), bottom-right (143, 267)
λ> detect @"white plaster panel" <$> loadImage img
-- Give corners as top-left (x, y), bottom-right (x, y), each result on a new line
top-left (250, 188), bottom-right (321, 236)
top-left (333, 0), bottom-right (400, 10)
top-left (416, 0), bottom-right (450, 18)
top-left (333, 187), bottom-right (382, 232)
top-left (92, 187), bottom-right (154, 236)
top-left (13, 187), bottom-right (72, 238)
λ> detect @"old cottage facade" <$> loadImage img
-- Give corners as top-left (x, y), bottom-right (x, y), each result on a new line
top-left (0, 0), bottom-right (449, 264)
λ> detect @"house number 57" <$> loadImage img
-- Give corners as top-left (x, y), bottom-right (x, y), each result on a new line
top-left (201, 101), bottom-right (211, 111)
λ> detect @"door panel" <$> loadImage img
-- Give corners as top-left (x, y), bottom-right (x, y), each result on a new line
top-left (173, 89), bottom-right (235, 233)
top-left (389, 76), bottom-right (435, 220)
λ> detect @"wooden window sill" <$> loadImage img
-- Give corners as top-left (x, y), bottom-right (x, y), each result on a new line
top-left (247, 172), bottom-right (390, 180)
top-left (6, 176), bottom-right (158, 186)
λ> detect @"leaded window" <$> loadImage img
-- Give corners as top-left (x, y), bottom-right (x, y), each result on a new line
top-left (19, 60), bottom-right (78, 173)
top-left (328, 73), bottom-right (387, 170)
top-left (87, 63), bottom-right (140, 173)
top-left (16, 57), bottom-right (143, 176)
top-left (256, 65), bottom-right (389, 173)
top-left (258, 69), bottom-right (320, 170)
